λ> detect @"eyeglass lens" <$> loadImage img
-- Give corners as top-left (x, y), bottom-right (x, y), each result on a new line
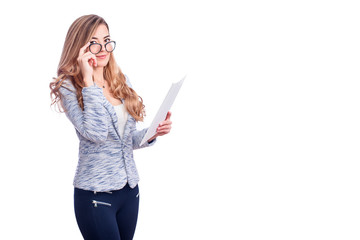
top-left (89, 41), bottom-right (116, 54)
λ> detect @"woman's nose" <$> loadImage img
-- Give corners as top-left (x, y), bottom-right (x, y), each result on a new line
top-left (100, 43), bottom-right (107, 52)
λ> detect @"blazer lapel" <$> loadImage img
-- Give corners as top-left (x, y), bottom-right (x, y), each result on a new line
top-left (121, 99), bottom-right (136, 141)
top-left (103, 99), bottom-right (122, 140)
top-left (103, 98), bottom-right (133, 142)
top-left (122, 115), bottom-right (135, 141)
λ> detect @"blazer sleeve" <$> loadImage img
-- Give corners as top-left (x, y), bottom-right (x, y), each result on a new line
top-left (59, 81), bottom-right (108, 143)
top-left (131, 127), bottom-right (156, 150)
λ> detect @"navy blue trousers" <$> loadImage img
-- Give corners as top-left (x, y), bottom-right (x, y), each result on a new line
top-left (74, 184), bottom-right (140, 240)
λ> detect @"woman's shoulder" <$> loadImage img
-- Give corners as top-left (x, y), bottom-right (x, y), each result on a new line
top-left (59, 78), bottom-right (76, 95)
top-left (61, 78), bottom-right (76, 90)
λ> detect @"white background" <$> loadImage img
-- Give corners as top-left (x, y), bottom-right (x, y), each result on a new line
top-left (0, 0), bottom-right (359, 239)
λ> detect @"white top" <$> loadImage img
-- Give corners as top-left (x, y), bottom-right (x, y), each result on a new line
top-left (113, 104), bottom-right (129, 139)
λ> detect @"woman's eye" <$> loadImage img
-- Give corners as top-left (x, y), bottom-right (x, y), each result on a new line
top-left (90, 41), bottom-right (97, 44)
top-left (105, 39), bottom-right (111, 42)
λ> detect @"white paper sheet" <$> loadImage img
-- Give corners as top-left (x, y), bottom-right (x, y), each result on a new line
top-left (140, 76), bottom-right (186, 146)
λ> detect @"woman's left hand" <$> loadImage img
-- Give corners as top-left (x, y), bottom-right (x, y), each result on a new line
top-left (148, 111), bottom-right (172, 142)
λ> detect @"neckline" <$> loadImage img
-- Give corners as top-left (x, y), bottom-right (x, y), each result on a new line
top-left (111, 99), bottom-right (124, 107)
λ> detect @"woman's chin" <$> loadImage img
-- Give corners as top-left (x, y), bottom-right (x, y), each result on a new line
top-left (95, 61), bottom-right (109, 68)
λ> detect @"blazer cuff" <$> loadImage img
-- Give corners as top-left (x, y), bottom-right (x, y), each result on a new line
top-left (147, 138), bottom-right (157, 145)
top-left (82, 85), bottom-right (104, 104)
top-left (141, 137), bottom-right (157, 148)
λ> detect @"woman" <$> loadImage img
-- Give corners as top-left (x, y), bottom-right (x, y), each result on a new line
top-left (49, 14), bottom-right (172, 240)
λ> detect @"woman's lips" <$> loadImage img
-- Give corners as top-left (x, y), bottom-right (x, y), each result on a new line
top-left (96, 55), bottom-right (107, 59)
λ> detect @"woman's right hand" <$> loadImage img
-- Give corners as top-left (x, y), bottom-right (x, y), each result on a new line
top-left (77, 42), bottom-right (97, 86)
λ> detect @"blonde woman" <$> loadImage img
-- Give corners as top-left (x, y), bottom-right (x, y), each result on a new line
top-left (50, 14), bottom-right (172, 240)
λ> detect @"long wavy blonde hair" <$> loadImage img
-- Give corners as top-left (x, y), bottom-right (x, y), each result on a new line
top-left (49, 14), bottom-right (145, 121)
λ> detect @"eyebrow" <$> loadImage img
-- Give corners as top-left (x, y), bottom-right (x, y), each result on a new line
top-left (91, 35), bottom-right (110, 40)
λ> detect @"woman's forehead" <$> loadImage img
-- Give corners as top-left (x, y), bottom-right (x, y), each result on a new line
top-left (92, 24), bottom-right (109, 38)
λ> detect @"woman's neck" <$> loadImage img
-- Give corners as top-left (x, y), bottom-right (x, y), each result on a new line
top-left (93, 67), bottom-right (105, 83)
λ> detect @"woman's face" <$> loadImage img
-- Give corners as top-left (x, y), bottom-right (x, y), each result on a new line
top-left (89, 24), bottom-right (112, 68)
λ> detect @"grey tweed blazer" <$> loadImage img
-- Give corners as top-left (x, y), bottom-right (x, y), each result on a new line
top-left (59, 76), bottom-right (155, 192)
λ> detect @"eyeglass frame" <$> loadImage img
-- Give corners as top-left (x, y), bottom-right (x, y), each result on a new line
top-left (89, 41), bottom-right (116, 54)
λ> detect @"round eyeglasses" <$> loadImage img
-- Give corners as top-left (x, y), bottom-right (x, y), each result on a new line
top-left (89, 41), bottom-right (116, 54)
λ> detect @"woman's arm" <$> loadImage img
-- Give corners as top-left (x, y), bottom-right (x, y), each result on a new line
top-left (131, 111), bottom-right (172, 150)
top-left (147, 111), bottom-right (172, 142)
top-left (125, 75), bottom-right (172, 149)
top-left (131, 127), bottom-right (156, 150)
top-left (59, 82), bottom-right (109, 143)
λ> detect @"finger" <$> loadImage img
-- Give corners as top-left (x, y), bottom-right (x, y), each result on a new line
top-left (157, 125), bottom-right (171, 133)
top-left (89, 57), bottom-right (97, 67)
top-left (82, 51), bottom-right (96, 59)
top-left (165, 111), bottom-right (172, 121)
top-left (88, 53), bottom-right (97, 67)
top-left (81, 52), bottom-right (98, 67)
top-left (159, 120), bottom-right (172, 127)
top-left (158, 124), bottom-right (171, 130)
top-left (79, 42), bottom-right (91, 56)
top-left (156, 129), bottom-right (170, 136)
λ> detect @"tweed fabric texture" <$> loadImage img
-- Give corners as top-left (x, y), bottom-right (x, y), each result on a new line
top-left (59, 76), bottom-right (155, 191)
